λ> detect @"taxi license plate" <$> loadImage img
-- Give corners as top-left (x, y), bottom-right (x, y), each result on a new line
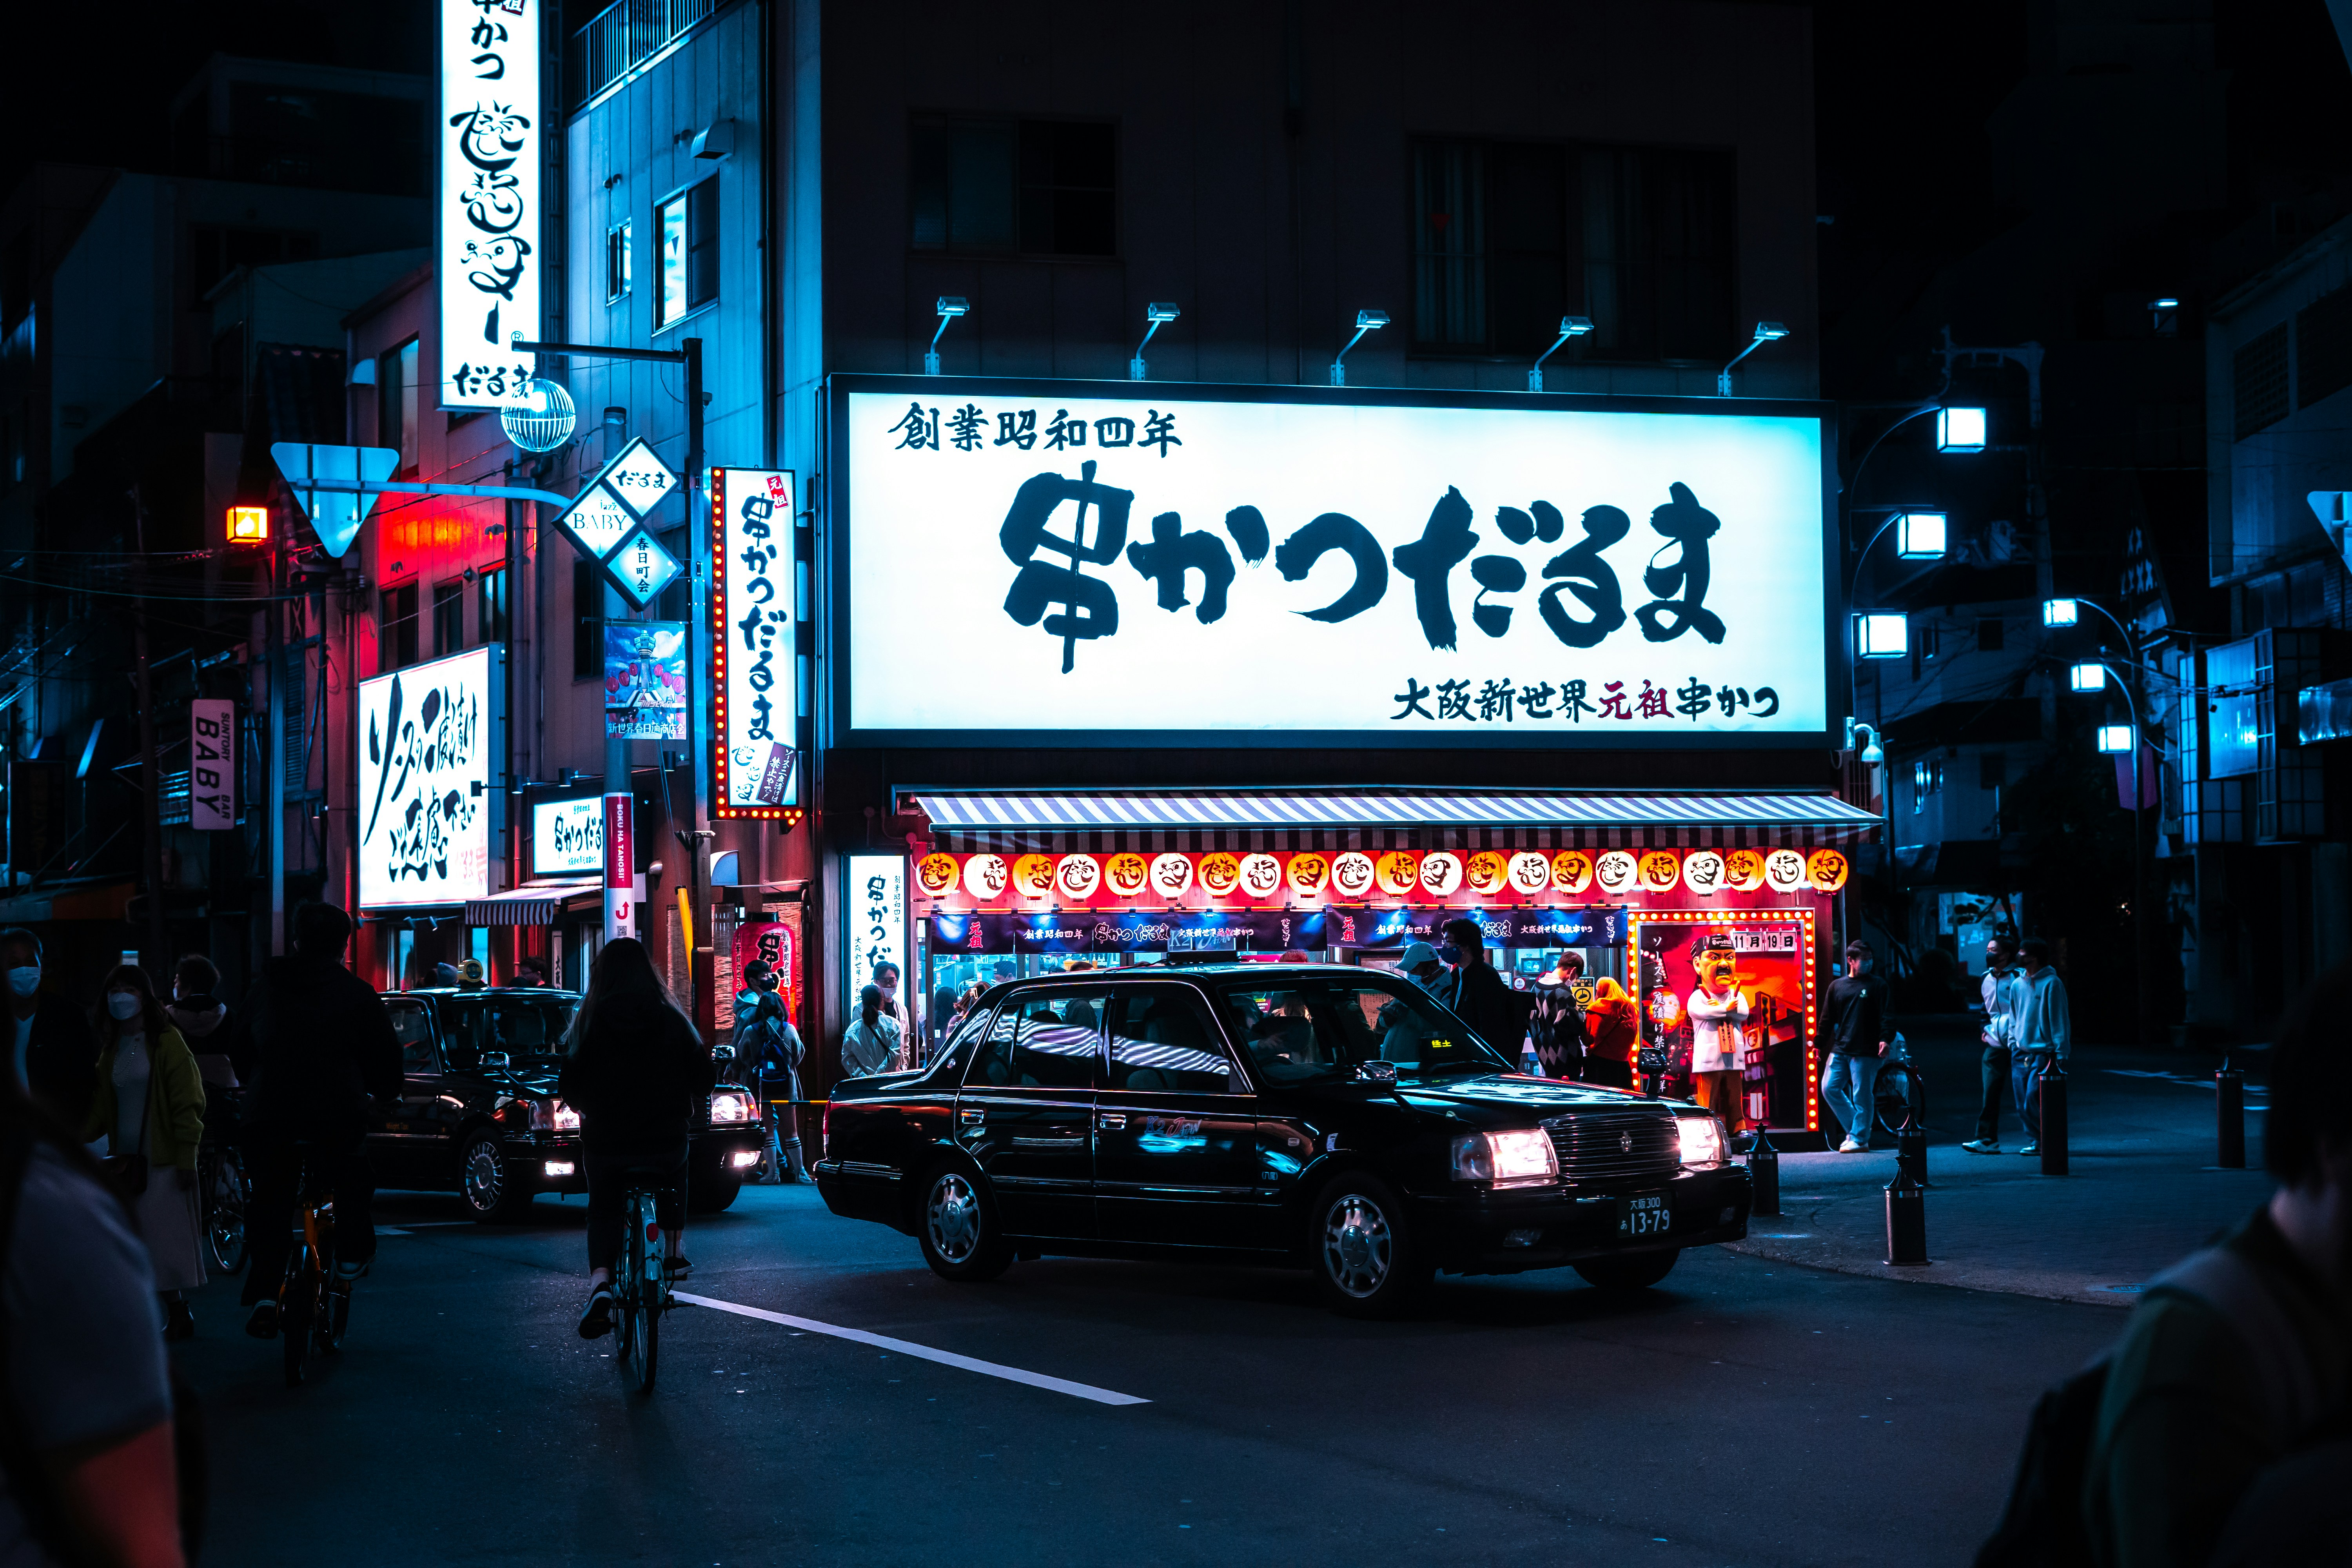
top-left (1617, 1192), bottom-right (1671, 1238)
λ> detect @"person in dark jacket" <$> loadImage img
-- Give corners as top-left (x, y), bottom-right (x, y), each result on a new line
top-left (562, 937), bottom-right (714, 1339)
top-left (1438, 918), bottom-right (1521, 1058)
top-left (233, 902), bottom-right (402, 1337)
top-left (2, 926), bottom-right (99, 1127)
top-left (1819, 940), bottom-right (1894, 1152)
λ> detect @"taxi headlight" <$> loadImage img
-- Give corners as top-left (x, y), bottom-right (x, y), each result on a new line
top-left (1450, 1129), bottom-right (1559, 1183)
top-left (1678, 1114), bottom-right (1728, 1167)
top-left (709, 1091), bottom-right (759, 1124)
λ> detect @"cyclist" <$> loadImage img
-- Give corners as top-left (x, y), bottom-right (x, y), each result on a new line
top-left (231, 901), bottom-right (401, 1339)
top-left (561, 937), bottom-right (713, 1339)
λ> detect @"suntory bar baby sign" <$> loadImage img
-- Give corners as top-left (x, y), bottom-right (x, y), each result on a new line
top-left (834, 379), bottom-right (1832, 747)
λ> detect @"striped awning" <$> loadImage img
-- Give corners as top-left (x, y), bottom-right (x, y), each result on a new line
top-left (463, 880), bottom-right (601, 926)
top-left (908, 791), bottom-right (1881, 853)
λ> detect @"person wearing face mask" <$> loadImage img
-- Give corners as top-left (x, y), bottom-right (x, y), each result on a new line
top-left (1436, 918), bottom-right (1521, 1059)
top-left (83, 965), bottom-right (207, 1341)
top-left (0, 927), bottom-right (98, 1127)
top-left (872, 963), bottom-right (915, 1071)
top-left (838, 985), bottom-right (900, 1078)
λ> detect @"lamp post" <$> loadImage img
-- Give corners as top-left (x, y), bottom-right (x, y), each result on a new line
top-left (924, 297), bottom-right (969, 376)
top-left (1130, 303), bottom-right (1180, 381)
top-left (1717, 321), bottom-right (1790, 396)
top-left (1329, 309), bottom-right (1388, 387)
top-left (2049, 598), bottom-right (2154, 1048)
top-left (1527, 316), bottom-right (1593, 392)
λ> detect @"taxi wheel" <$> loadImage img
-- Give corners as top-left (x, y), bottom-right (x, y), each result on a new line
top-left (916, 1166), bottom-right (1013, 1283)
top-left (461, 1132), bottom-right (532, 1224)
top-left (1311, 1172), bottom-right (1429, 1318)
top-left (1573, 1249), bottom-right (1681, 1293)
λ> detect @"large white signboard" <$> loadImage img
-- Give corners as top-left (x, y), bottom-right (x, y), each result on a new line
top-left (438, 0), bottom-right (540, 410)
top-left (846, 854), bottom-right (905, 1002)
top-left (357, 647), bottom-right (503, 908)
top-left (837, 382), bottom-right (1831, 746)
top-left (532, 796), bottom-right (603, 877)
top-left (711, 468), bottom-right (799, 815)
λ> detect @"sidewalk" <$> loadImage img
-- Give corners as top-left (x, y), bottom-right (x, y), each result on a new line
top-left (1723, 1022), bottom-right (2272, 1308)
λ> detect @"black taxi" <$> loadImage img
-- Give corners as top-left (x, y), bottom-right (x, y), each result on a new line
top-left (380, 987), bottom-right (766, 1222)
top-left (815, 963), bottom-right (1751, 1315)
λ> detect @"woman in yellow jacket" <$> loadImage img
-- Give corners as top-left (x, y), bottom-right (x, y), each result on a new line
top-left (84, 964), bottom-right (208, 1340)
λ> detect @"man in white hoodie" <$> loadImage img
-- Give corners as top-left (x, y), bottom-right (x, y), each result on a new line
top-left (1962, 929), bottom-right (2024, 1154)
top-left (2010, 936), bottom-right (2072, 1157)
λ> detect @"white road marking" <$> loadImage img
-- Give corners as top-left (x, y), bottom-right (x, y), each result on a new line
top-left (673, 1292), bottom-right (1150, 1406)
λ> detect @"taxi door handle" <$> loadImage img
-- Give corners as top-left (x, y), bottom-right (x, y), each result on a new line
top-left (1098, 1113), bottom-right (1127, 1129)
top-left (959, 1108), bottom-right (985, 1126)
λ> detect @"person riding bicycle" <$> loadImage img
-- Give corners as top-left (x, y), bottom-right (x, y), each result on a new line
top-left (231, 901), bottom-right (401, 1339)
top-left (563, 938), bottom-right (714, 1339)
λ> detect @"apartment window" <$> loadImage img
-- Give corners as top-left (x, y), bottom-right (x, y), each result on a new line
top-left (2233, 322), bottom-right (2290, 439)
top-left (432, 579), bottom-right (465, 655)
top-left (572, 559), bottom-right (601, 680)
top-left (1412, 138), bottom-right (1736, 361)
top-left (1976, 617), bottom-right (2004, 653)
top-left (380, 338), bottom-right (419, 473)
top-left (1911, 759), bottom-right (1943, 812)
top-left (909, 118), bottom-right (1116, 257)
top-left (657, 181), bottom-right (718, 328)
top-left (477, 566), bottom-right (508, 646)
top-left (379, 582), bottom-right (419, 671)
top-left (606, 220), bottom-right (631, 303)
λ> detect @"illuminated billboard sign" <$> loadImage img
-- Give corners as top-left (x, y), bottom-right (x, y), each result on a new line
top-left (356, 646), bottom-right (504, 908)
top-left (831, 378), bottom-right (1834, 748)
top-left (710, 468), bottom-right (800, 817)
top-left (438, 0), bottom-right (540, 410)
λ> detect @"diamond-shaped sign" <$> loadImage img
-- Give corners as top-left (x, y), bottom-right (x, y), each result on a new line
top-left (601, 437), bottom-right (679, 519)
top-left (604, 522), bottom-right (683, 610)
top-left (554, 483), bottom-right (634, 558)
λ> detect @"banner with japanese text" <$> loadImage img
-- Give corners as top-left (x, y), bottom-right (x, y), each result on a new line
top-left (711, 468), bottom-right (800, 816)
top-left (356, 647), bottom-right (503, 909)
top-left (835, 379), bottom-right (1830, 746)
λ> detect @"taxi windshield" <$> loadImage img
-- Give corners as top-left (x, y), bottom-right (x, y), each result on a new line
top-left (1209, 976), bottom-right (1514, 1086)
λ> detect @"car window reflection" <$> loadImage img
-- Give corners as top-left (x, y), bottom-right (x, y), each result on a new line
top-left (1212, 978), bottom-right (1510, 1085)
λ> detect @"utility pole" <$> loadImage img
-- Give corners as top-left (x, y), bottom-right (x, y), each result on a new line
top-left (129, 491), bottom-right (168, 978)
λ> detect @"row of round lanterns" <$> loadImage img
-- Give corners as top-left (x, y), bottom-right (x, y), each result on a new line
top-left (919, 846), bottom-right (1851, 905)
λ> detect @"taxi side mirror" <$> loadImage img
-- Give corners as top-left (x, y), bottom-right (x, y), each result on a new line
top-left (1353, 1060), bottom-right (1398, 1083)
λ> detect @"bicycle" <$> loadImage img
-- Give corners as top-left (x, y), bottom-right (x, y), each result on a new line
top-left (275, 1147), bottom-right (353, 1389)
top-left (610, 1179), bottom-right (673, 1393)
top-left (198, 1141), bottom-right (249, 1275)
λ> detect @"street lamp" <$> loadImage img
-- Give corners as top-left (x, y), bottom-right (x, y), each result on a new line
top-left (1527, 316), bottom-right (1594, 392)
top-left (2097, 724), bottom-right (2133, 754)
top-left (1893, 511), bottom-right (1948, 559)
top-left (1845, 717), bottom-right (1886, 766)
top-left (1935, 407), bottom-right (1987, 453)
top-left (501, 376), bottom-right (578, 454)
top-left (2069, 661), bottom-right (2107, 693)
top-left (226, 505), bottom-right (270, 544)
top-left (2042, 597), bottom-right (2080, 628)
top-left (1717, 320), bottom-right (1790, 396)
top-left (2150, 297), bottom-right (2180, 336)
top-left (1330, 310), bottom-right (1388, 387)
top-left (2047, 600), bottom-right (2156, 1047)
top-left (924, 296), bottom-right (970, 376)
top-left (1856, 613), bottom-right (1908, 660)
top-left (1129, 302), bottom-right (1180, 381)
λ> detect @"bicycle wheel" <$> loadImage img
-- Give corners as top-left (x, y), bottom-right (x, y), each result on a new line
top-left (619, 1192), bottom-right (659, 1394)
top-left (281, 1263), bottom-right (314, 1387)
top-left (205, 1148), bottom-right (249, 1274)
top-left (313, 1203), bottom-right (341, 1354)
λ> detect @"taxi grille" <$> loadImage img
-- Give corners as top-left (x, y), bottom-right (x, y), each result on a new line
top-left (1541, 1110), bottom-right (1681, 1183)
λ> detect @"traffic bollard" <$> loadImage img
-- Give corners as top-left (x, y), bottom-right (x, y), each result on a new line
top-left (1884, 1163), bottom-right (1928, 1265)
top-left (1895, 1111), bottom-right (1931, 1189)
top-left (1747, 1125), bottom-right (1780, 1217)
top-left (2039, 1067), bottom-right (2069, 1176)
top-left (2216, 1063), bottom-right (2246, 1168)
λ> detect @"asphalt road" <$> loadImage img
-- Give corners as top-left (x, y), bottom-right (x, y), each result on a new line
top-left (177, 1152), bottom-right (2127, 1568)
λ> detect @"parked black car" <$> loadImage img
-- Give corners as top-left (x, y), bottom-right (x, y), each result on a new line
top-left (381, 987), bottom-right (765, 1222)
top-left (815, 964), bottom-right (1751, 1315)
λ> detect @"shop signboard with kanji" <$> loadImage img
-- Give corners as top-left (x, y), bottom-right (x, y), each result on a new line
top-left (710, 468), bottom-right (800, 816)
top-left (830, 378), bottom-right (1834, 748)
top-left (356, 646), bottom-right (504, 909)
top-left (437, 0), bottom-right (539, 410)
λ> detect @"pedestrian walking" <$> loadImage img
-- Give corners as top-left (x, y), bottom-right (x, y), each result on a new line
top-left (84, 964), bottom-right (209, 1341)
top-left (839, 985), bottom-right (901, 1078)
top-left (1580, 975), bottom-right (1641, 1089)
top-left (872, 962), bottom-right (915, 1069)
top-left (515, 955), bottom-right (551, 988)
top-left (1686, 934), bottom-right (1751, 1138)
top-left (1528, 953), bottom-right (1590, 1080)
top-left (731, 959), bottom-right (808, 1183)
top-left (2009, 936), bottom-right (2071, 1157)
top-left (1962, 929), bottom-right (2023, 1154)
top-left (0, 1089), bottom-right (190, 1567)
top-left (1437, 918), bottom-right (1520, 1058)
top-left (2, 926), bottom-right (99, 1127)
top-left (1820, 940), bottom-right (1893, 1152)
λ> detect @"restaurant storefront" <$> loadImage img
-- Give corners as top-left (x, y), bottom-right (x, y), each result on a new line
top-left (813, 374), bottom-right (1867, 1145)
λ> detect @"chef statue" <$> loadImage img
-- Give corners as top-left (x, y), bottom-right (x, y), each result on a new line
top-left (1684, 933), bottom-right (1751, 1140)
